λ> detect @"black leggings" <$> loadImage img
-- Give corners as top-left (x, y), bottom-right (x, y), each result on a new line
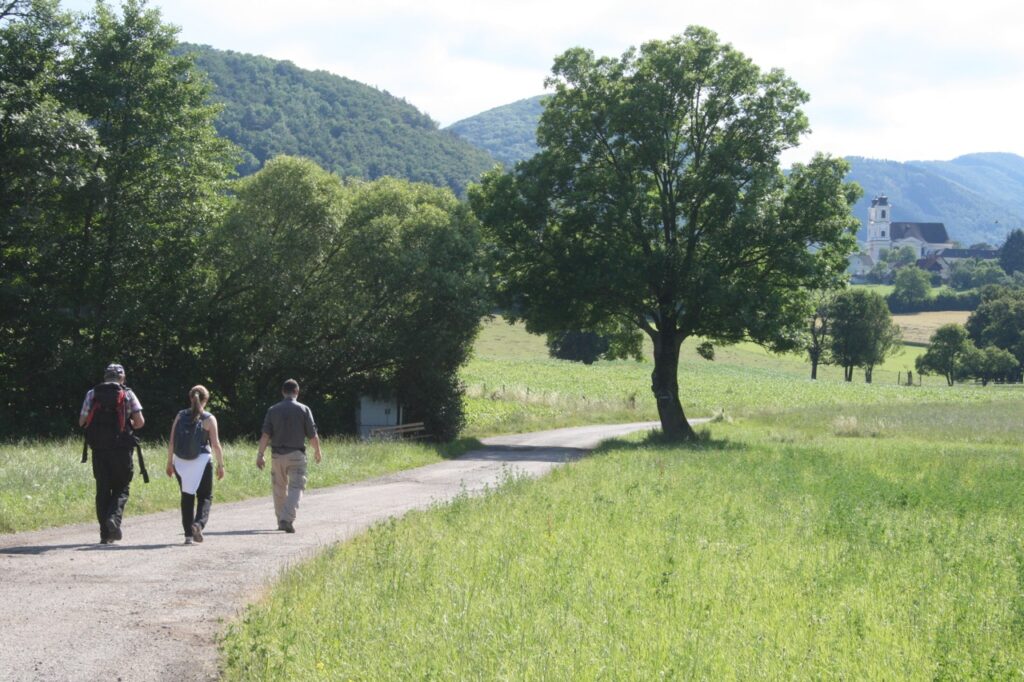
top-left (175, 461), bottom-right (213, 537)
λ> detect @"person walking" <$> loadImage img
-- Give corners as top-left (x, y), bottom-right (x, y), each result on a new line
top-left (256, 379), bottom-right (322, 533)
top-left (166, 385), bottom-right (225, 545)
top-left (80, 363), bottom-right (144, 544)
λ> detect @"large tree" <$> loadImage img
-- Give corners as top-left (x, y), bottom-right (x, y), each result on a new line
top-left (0, 0), bottom-right (236, 433)
top-left (207, 157), bottom-right (489, 439)
top-left (471, 27), bottom-right (860, 439)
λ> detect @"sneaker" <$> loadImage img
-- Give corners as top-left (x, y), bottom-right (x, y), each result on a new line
top-left (184, 537), bottom-right (194, 545)
top-left (278, 520), bottom-right (287, 531)
top-left (191, 523), bottom-right (204, 543)
top-left (281, 520), bottom-right (295, 534)
top-left (100, 537), bottom-right (112, 545)
top-left (104, 519), bottom-right (122, 542)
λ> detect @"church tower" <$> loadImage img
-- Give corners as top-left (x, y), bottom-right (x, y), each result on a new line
top-left (866, 195), bottom-right (892, 261)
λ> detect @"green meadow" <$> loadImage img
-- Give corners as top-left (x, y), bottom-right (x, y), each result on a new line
top-left (219, 318), bottom-right (1024, 679)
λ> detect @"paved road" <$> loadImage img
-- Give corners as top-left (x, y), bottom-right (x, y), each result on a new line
top-left (0, 422), bottom-right (664, 682)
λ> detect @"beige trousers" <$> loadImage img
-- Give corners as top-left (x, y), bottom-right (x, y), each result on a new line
top-left (271, 450), bottom-right (307, 523)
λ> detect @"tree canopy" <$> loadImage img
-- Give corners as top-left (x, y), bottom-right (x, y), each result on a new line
top-left (471, 27), bottom-right (861, 439)
top-left (827, 289), bottom-right (901, 382)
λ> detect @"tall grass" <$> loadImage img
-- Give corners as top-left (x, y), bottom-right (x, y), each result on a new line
top-left (221, 403), bottom-right (1024, 679)
top-left (0, 438), bottom-right (477, 534)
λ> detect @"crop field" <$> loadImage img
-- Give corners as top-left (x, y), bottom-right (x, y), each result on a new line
top-left (221, 401), bottom-right (1024, 679)
top-left (892, 310), bottom-right (972, 345)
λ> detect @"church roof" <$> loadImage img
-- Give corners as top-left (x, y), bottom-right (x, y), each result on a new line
top-left (871, 195), bottom-right (890, 207)
top-left (890, 222), bottom-right (950, 244)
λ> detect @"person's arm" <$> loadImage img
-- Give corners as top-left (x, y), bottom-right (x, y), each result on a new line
top-left (256, 432), bottom-right (271, 470)
top-left (127, 390), bottom-right (144, 429)
top-left (130, 411), bottom-right (145, 430)
top-left (78, 393), bottom-right (91, 427)
top-left (310, 433), bottom-right (322, 464)
top-left (166, 414), bottom-right (179, 478)
top-left (207, 415), bottom-right (226, 480)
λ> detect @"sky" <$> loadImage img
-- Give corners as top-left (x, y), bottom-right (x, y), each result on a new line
top-left (59, 0), bottom-right (1024, 165)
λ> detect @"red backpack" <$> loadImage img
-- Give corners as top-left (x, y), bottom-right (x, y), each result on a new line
top-left (83, 382), bottom-right (130, 451)
top-left (81, 382), bottom-right (150, 482)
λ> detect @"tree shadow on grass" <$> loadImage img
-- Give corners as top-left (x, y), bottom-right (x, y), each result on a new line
top-left (458, 444), bottom-right (587, 464)
top-left (594, 430), bottom-right (747, 455)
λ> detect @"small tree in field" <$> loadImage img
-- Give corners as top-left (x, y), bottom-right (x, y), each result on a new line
top-left (963, 346), bottom-right (1020, 386)
top-left (915, 324), bottom-right (974, 386)
top-left (828, 289), bottom-right (901, 382)
top-left (471, 27), bottom-right (860, 440)
top-left (805, 292), bottom-right (834, 380)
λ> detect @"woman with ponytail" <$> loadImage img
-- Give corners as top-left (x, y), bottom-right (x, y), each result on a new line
top-left (166, 385), bottom-right (225, 545)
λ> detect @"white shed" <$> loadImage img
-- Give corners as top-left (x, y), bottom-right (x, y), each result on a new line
top-left (356, 395), bottom-right (402, 439)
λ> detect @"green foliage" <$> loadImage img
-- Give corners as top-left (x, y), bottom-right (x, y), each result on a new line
top-left (949, 257), bottom-right (1008, 290)
top-left (545, 330), bottom-right (610, 364)
top-left (1, 0), bottom-right (236, 435)
top-left (207, 157), bottom-right (490, 439)
top-left (891, 266), bottom-right (932, 306)
top-left (221, 406), bottom-right (1024, 679)
top-left (914, 323), bottom-right (974, 386)
top-left (183, 44), bottom-right (497, 196)
top-left (962, 345), bottom-right (1019, 386)
top-left (999, 228), bottom-right (1024, 275)
top-left (472, 27), bottom-right (860, 439)
top-left (446, 95), bottom-right (546, 166)
top-left (828, 289), bottom-right (902, 381)
top-left (965, 285), bottom-right (1024, 366)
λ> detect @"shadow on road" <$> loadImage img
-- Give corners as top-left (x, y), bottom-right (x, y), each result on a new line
top-left (202, 529), bottom-right (280, 537)
top-left (458, 445), bottom-right (587, 463)
top-left (0, 542), bottom-right (179, 555)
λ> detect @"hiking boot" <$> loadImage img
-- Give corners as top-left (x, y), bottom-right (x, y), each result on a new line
top-left (104, 519), bottom-right (122, 542)
top-left (183, 536), bottom-right (193, 545)
top-left (281, 520), bottom-right (295, 534)
top-left (191, 523), bottom-right (204, 543)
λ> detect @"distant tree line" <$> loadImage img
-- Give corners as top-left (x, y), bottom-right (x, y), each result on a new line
top-left (1, 1), bottom-right (488, 439)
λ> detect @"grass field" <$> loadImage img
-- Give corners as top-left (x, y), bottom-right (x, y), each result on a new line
top-left (0, 438), bottom-right (475, 534)
top-left (221, 402), bottom-right (1024, 679)
top-left (460, 317), bottom-right (990, 437)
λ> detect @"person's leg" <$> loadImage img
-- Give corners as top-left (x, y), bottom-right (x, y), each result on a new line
top-left (193, 461), bottom-right (214, 535)
top-left (175, 472), bottom-right (195, 537)
top-left (92, 453), bottom-right (111, 541)
top-left (271, 455), bottom-right (287, 524)
top-left (282, 451), bottom-right (308, 523)
top-left (105, 450), bottom-right (133, 536)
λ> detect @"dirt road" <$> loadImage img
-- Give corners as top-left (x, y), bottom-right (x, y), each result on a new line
top-left (0, 422), bottom-right (663, 681)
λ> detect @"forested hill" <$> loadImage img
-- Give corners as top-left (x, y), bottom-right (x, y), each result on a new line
top-left (447, 94), bottom-right (1024, 246)
top-left (445, 95), bottom-right (546, 166)
top-left (846, 154), bottom-right (1024, 247)
top-left (182, 44), bottom-right (497, 195)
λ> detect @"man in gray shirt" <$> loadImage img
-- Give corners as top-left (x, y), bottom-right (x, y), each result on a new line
top-left (256, 379), bottom-right (323, 533)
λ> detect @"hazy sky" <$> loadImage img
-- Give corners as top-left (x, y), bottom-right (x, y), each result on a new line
top-left (60, 0), bottom-right (1024, 165)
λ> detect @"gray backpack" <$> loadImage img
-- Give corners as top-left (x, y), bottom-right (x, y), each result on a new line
top-left (174, 410), bottom-right (210, 460)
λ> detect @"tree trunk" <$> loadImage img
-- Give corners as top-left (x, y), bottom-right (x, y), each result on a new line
top-left (864, 366), bottom-right (873, 384)
top-left (651, 329), bottom-right (697, 441)
top-left (808, 348), bottom-right (820, 380)
top-left (844, 365), bottom-right (853, 382)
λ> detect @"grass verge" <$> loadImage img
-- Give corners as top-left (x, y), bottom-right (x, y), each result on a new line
top-left (221, 402), bottom-right (1024, 679)
top-left (0, 437), bottom-right (479, 534)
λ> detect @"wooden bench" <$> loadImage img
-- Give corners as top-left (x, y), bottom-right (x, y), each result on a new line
top-left (368, 422), bottom-right (427, 440)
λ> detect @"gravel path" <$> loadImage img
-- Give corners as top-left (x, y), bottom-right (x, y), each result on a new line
top-left (0, 422), bottom-right (664, 682)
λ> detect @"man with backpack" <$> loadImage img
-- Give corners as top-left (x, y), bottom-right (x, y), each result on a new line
top-left (80, 363), bottom-right (145, 544)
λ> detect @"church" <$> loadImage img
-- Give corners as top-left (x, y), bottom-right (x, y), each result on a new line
top-left (865, 195), bottom-right (954, 261)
